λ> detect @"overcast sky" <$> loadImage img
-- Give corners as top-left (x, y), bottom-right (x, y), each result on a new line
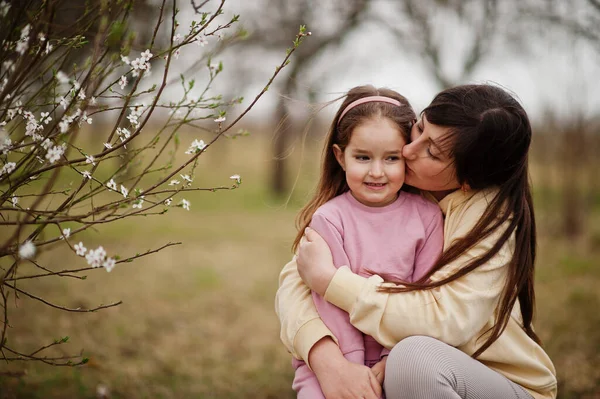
top-left (170, 1), bottom-right (600, 125)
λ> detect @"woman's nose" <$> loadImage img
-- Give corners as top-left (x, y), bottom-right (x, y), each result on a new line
top-left (403, 141), bottom-right (417, 160)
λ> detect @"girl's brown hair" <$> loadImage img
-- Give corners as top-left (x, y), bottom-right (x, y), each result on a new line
top-left (292, 85), bottom-right (416, 251)
top-left (384, 84), bottom-right (539, 358)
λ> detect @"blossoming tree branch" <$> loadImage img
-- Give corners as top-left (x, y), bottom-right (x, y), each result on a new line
top-left (0, 0), bottom-right (309, 366)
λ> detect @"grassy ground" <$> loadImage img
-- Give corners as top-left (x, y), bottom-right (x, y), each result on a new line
top-left (1, 132), bottom-right (599, 398)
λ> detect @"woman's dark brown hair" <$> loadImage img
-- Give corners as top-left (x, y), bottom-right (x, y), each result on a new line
top-left (386, 84), bottom-right (539, 358)
top-left (292, 85), bottom-right (416, 252)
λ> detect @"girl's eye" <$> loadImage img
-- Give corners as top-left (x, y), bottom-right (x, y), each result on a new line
top-left (387, 156), bottom-right (401, 161)
top-left (355, 155), bottom-right (369, 161)
top-left (416, 124), bottom-right (424, 133)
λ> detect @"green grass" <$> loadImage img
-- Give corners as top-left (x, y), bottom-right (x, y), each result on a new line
top-left (1, 133), bottom-right (599, 398)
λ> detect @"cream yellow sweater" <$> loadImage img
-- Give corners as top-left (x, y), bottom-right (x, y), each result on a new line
top-left (276, 188), bottom-right (557, 399)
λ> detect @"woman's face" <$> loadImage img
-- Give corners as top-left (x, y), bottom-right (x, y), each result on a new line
top-left (402, 115), bottom-right (461, 199)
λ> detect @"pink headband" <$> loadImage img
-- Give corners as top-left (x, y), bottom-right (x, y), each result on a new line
top-left (338, 95), bottom-right (403, 125)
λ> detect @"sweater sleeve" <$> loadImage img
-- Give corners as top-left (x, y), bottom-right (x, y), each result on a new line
top-left (275, 256), bottom-right (337, 362)
top-left (412, 209), bottom-right (444, 281)
top-left (323, 219), bottom-right (512, 350)
top-left (310, 212), bottom-right (351, 269)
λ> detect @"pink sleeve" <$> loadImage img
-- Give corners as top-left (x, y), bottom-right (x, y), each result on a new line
top-left (412, 209), bottom-right (444, 282)
top-left (309, 212), bottom-right (351, 269)
top-left (309, 212), bottom-right (365, 362)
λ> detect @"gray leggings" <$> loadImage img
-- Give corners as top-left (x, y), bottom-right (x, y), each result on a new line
top-left (384, 336), bottom-right (534, 399)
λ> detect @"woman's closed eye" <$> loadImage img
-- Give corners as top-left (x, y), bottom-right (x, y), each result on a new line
top-left (426, 147), bottom-right (439, 159)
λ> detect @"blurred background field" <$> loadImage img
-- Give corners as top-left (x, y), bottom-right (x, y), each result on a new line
top-left (2, 0), bottom-right (600, 398)
top-left (1, 127), bottom-right (600, 398)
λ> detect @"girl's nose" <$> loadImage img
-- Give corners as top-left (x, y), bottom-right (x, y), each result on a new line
top-left (369, 161), bottom-right (384, 177)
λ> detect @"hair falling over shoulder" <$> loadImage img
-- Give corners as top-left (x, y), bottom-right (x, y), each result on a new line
top-left (292, 85), bottom-right (416, 252)
top-left (382, 84), bottom-right (540, 358)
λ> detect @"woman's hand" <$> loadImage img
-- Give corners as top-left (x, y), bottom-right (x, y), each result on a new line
top-left (309, 338), bottom-right (382, 399)
top-left (297, 227), bottom-right (337, 296)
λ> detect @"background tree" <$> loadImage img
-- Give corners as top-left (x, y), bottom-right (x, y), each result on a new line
top-left (0, 0), bottom-right (307, 367)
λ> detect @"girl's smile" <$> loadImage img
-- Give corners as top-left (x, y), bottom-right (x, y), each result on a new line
top-left (333, 116), bottom-right (407, 207)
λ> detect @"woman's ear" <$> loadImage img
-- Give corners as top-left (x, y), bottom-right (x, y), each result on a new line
top-left (333, 144), bottom-right (345, 171)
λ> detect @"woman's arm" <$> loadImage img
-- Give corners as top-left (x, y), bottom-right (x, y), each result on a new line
top-left (275, 256), bottom-right (337, 363)
top-left (299, 219), bottom-right (512, 350)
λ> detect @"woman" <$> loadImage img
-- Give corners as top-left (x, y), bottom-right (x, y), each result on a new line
top-left (275, 84), bottom-right (557, 399)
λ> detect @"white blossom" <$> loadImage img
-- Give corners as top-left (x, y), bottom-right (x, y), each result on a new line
top-left (44, 42), bottom-right (53, 55)
top-left (120, 185), bottom-right (128, 198)
top-left (56, 71), bottom-right (69, 84)
top-left (91, 96), bottom-right (97, 105)
top-left (85, 155), bottom-right (95, 166)
top-left (58, 119), bottom-right (69, 133)
top-left (180, 199), bottom-right (190, 211)
top-left (46, 145), bottom-right (65, 164)
top-left (41, 138), bottom-right (53, 151)
top-left (103, 142), bottom-right (113, 149)
top-left (107, 179), bottom-right (117, 191)
top-left (74, 242), bottom-right (87, 256)
top-left (118, 75), bottom-right (127, 90)
top-left (59, 96), bottom-right (68, 109)
top-left (0, 137), bottom-right (12, 155)
top-left (214, 116), bottom-right (226, 123)
top-left (185, 139), bottom-right (206, 154)
top-left (120, 55), bottom-right (130, 65)
top-left (61, 227), bottom-right (71, 240)
top-left (180, 174), bottom-right (193, 184)
top-left (1, 161), bottom-right (16, 176)
top-left (18, 240), bottom-right (36, 259)
top-left (140, 49), bottom-right (153, 61)
top-left (168, 179), bottom-right (180, 186)
top-left (164, 198), bottom-right (172, 206)
top-left (40, 112), bottom-right (52, 124)
top-left (196, 36), bottom-right (208, 47)
top-left (81, 111), bottom-right (92, 125)
top-left (10, 196), bottom-right (18, 207)
top-left (103, 257), bottom-right (116, 272)
top-left (132, 196), bottom-right (144, 209)
top-left (85, 246), bottom-right (106, 268)
top-left (78, 90), bottom-right (86, 100)
top-left (230, 174), bottom-right (241, 184)
top-left (82, 170), bottom-right (92, 180)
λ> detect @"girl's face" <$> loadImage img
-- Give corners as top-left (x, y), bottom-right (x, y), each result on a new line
top-left (402, 115), bottom-right (460, 200)
top-left (333, 117), bottom-right (406, 207)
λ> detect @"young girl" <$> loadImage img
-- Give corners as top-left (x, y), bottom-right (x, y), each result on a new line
top-left (290, 85), bottom-right (444, 398)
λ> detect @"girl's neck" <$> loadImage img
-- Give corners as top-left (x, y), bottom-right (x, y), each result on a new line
top-left (430, 189), bottom-right (458, 201)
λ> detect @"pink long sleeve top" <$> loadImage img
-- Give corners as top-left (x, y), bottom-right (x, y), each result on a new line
top-left (308, 190), bottom-right (444, 364)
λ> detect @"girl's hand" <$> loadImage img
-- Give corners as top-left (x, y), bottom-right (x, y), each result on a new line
top-left (310, 338), bottom-right (382, 399)
top-left (370, 356), bottom-right (387, 386)
top-left (297, 227), bottom-right (337, 296)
